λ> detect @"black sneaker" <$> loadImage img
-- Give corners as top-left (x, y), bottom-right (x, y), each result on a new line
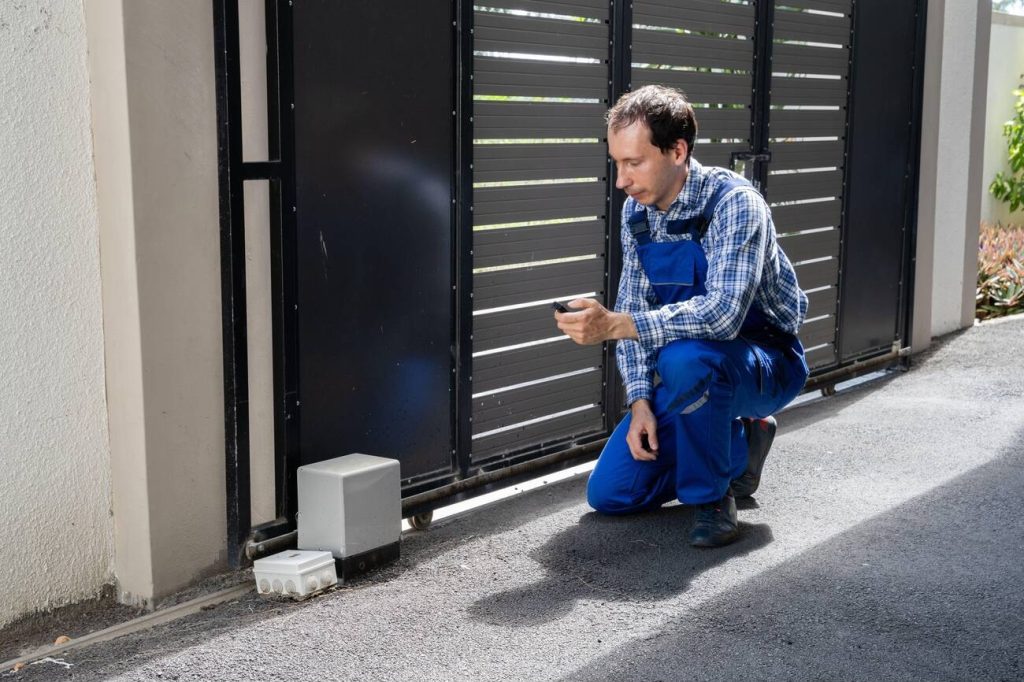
top-left (689, 490), bottom-right (739, 548)
top-left (732, 416), bottom-right (777, 498)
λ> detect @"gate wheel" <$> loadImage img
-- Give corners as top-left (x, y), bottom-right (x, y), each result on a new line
top-left (408, 511), bottom-right (433, 531)
top-left (821, 385), bottom-right (837, 397)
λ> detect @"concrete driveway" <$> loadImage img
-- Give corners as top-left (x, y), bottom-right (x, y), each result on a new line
top-left (9, 317), bottom-right (1024, 681)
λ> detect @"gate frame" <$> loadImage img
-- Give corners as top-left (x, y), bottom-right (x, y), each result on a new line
top-left (213, 0), bottom-right (928, 564)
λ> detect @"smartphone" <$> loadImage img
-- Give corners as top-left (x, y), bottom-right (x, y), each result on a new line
top-left (551, 301), bottom-right (570, 313)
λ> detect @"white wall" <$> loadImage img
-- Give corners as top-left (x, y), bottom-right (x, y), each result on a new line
top-left (0, 1), bottom-right (113, 627)
top-left (981, 11), bottom-right (1024, 226)
top-left (928, 0), bottom-right (990, 338)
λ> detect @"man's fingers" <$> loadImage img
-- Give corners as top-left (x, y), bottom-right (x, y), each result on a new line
top-left (646, 429), bottom-right (659, 452)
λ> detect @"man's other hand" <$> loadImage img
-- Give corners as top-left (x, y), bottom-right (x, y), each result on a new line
top-left (553, 298), bottom-right (638, 345)
top-left (626, 399), bottom-right (658, 461)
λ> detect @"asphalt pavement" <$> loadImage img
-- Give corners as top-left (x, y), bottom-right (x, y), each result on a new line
top-left (8, 317), bottom-right (1024, 681)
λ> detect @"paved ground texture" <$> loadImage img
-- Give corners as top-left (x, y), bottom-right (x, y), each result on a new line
top-left (8, 318), bottom-right (1024, 681)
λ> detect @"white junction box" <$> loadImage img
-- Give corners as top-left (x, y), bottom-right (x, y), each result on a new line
top-left (297, 453), bottom-right (401, 576)
top-left (253, 550), bottom-right (337, 599)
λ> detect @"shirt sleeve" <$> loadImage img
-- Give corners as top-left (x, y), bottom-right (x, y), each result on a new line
top-left (614, 206), bottom-right (659, 406)
top-left (629, 187), bottom-right (769, 348)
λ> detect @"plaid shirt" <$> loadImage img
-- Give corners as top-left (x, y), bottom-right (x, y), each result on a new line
top-left (615, 159), bottom-right (808, 406)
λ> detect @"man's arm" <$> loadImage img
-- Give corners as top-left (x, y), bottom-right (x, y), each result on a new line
top-left (555, 219), bottom-right (659, 404)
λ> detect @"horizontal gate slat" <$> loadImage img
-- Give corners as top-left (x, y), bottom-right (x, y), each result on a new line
top-left (799, 315), bottom-right (836, 348)
top-left (474, 11), bottom-right (609, 60)
top-left (474, 305), bottom-right (570, 352)
top-left (776, 227), bottom-right (840, 263)
top-left (472, 405), bottom-right (605, 460)
top-left (474, 181), bottom-right (607, 224)
top-left (480, 0), bottom-right (610, 18)
top-left (474, 341), bottom-right (604, 394)
top-left (770, 198), bottom-right (841, 231)
top-left (779, 0), bottom-right (850, 12)
top-left (768, 170), bottom-right (844, 203)
top-left (793, 257), bottom-right (839, 291)
top-left (693, 142), bottom-right (748, 167)
top-left (769, 141), bottom-right (844, 171)
top-left (805, 286), bottom-right (838, 320)
top-left (632, 31), bottom-right (754, 71)
top-left (772, 43), bottom-right (851, 77)
top-left (474, 57), bottom-right (608, 100)
top-left (475, 219), bottom-right (606, 269)
top-left (632, 68), bottom-right (753, 106)
top-left (472, 371), bottom-right (603, 435)
top-left (690, 107), bottom-right (754, 138)
top-left (771, 76), bottom-right (848, 107)
top-left (805, 343), bottom-right (837, 369)
top-left (774, 8), bottom-right (851, 45)
top-left (475, 143), bottom-right (607, 183)
top-left (770, 109), bottom-right (846, 139)
top-left (474, 101), bottom-right (607, 139)
top-left (633, 0), bottom-right (754, 36)
top-left (474, 257), bottom-right (606, 310)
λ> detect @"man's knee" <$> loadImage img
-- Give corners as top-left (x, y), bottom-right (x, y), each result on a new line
top-left (586, 472), bottom-right (627, 515)
top-left (656, 339), bottom-right (720, 391)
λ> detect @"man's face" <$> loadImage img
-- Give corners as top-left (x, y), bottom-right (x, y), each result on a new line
top-left (607, 121), bottom-right (688, 211)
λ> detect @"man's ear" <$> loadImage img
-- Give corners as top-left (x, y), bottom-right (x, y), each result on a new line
top-left (672, 139), bottom-right (689, 166)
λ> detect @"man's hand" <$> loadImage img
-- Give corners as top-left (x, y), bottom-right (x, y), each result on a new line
top-left (553, 298), bottom-right (638, 345)
top-left (627, 399), bottom-right (658, 461)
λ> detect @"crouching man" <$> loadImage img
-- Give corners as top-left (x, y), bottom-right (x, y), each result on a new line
top-left (554, 85), bottom-right (810, 547)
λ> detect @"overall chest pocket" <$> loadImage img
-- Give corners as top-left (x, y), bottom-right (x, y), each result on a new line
top-left (638, 240), bottom-right (704, 306)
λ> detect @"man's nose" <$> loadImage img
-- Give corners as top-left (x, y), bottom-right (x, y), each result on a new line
top-left (616, 171), bottom-right (629, 189)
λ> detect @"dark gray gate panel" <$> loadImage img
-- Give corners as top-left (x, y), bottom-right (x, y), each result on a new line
top-left (767, 0), bottom-right (852, 370)
top-left (837, 0), bottom-right (920, 359)
top-left (631, 1), bottom-right (756, 168)
top-left (470, 2), bottom-right (610, 464)
top-left (291, 1), bottom-right (454, 478)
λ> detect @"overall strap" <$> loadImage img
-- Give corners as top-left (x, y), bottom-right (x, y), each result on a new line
top-left (697, 176), bottom-right (751, 240)
top-left (630, 175), bottom-right (752, 244)
top-left (627, 204), bottom-right (652, 247)
top-left (666, 176), bottom-right (752, 241)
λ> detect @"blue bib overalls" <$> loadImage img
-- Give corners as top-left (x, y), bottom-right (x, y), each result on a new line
top-left (587, 179), bottom-right (810, 511)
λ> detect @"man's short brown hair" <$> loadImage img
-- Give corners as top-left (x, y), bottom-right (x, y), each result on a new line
top-left (606, 85), bottom-right (698, 160)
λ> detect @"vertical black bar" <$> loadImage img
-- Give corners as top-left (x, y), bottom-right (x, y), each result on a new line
top-left (454, 0), bottom-right (474, 475)
top-left (751, 0), bottom-right (774, 194)
top-left (900, 0), bottom-right (929, 356)
top-left (834, 0), bottom-right (857, 360)
top-left (213, 0), bottom-right (251, 567)
top-left (604, 0), bottom-right (632, 425)
top-left (265, 0), bottom-right (301, 525)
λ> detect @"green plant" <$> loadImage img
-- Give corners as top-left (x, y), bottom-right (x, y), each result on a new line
top-left (977, 222), bottom-right (1024, 320)
top-left (991, 85), bottom-right (1024, 212)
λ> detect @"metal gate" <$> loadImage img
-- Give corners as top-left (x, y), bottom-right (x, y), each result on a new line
top-left (214, 0), bottom-right (926, 562)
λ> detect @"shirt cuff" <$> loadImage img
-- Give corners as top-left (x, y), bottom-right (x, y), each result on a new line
top-left (624, 379), bottom-right (654, 407)
top-left (630, 309), bottom-right (668, 350)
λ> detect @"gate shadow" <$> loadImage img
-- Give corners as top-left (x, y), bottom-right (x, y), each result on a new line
top-left (468, 506), bottom-right (772, 627)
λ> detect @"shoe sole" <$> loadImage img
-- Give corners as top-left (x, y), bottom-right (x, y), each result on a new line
top-left (690, 528), bottom-right (740, 548)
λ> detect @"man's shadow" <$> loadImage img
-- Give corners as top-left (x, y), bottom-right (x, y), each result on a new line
top-left (468, 505), bottom-right (772, 627)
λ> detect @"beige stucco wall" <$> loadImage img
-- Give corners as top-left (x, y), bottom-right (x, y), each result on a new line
top-left (0, 1), bottom-right (114, 627)
top-left (981, 12), bottom-right (1024, 226)
top-left (86, 0), bottom-right (228, 607)
top-left (916, 0), bottom-right (991, 346)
